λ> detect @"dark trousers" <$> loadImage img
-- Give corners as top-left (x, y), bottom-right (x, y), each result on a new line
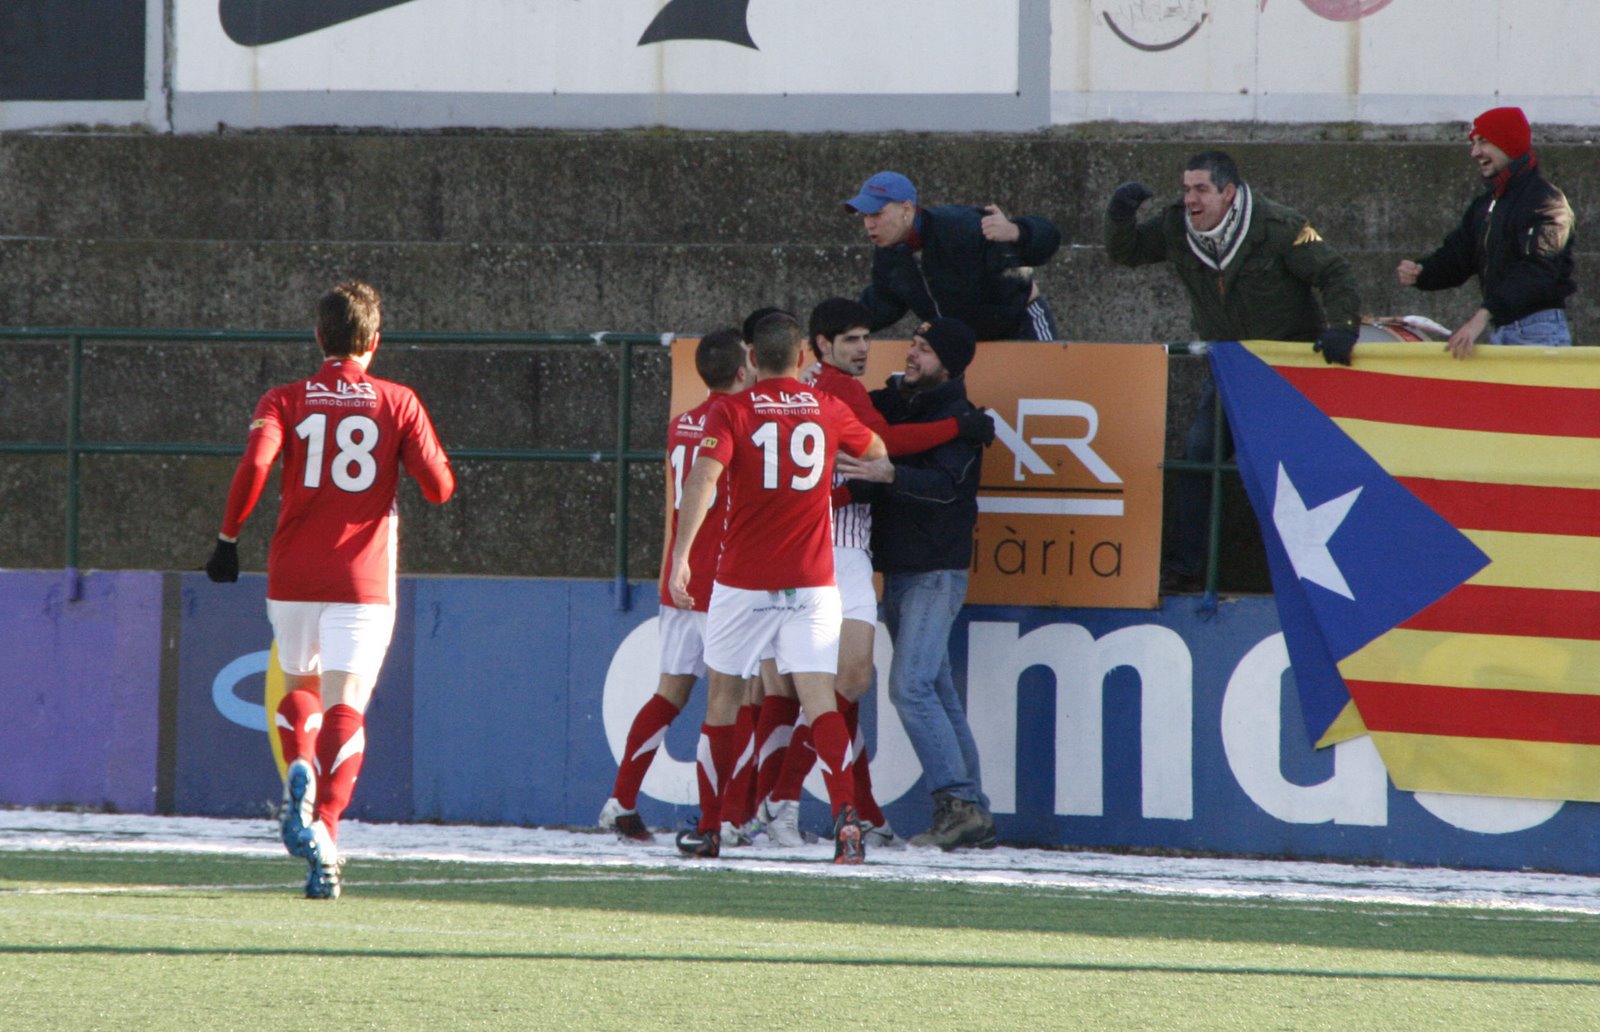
top-left (1019, 297), bottom-right (1062, 341)
top-left (1168, 378), bottom-right (1233, 577)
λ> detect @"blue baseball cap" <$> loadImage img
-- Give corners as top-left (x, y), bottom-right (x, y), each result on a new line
top-left (843, 171), bottom-right (917, 214)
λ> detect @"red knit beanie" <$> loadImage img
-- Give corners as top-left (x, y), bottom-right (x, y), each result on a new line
top-left (1469, 107), bottom-right (1531, 159)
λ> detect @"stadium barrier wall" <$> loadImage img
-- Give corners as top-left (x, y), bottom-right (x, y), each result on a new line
top-left (4, 568), bottom-right (1596, 874)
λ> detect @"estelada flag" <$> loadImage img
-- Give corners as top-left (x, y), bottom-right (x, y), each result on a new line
top-left (1212, 340), bottom-right (1600, 803)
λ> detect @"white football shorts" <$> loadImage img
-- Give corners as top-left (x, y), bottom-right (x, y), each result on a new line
top-left (704, 582), bottom-right (842, 678)
top-left (834, 546), bottom-right (878, 624)
top-left (267, 599), bottom-right (396, 683)
top-left (657, 604), bottom-right (708, 677)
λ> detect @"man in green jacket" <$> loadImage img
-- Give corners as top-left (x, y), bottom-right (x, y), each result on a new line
top-left (1103, 150), bottom-right (1362, 592)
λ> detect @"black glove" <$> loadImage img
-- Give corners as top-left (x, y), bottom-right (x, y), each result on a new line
top-left (956, 408), bottom-right (996, 445)
top-left (1107, 181), bottom-right (1153, 222)
top-left (1314, 326), bottom-right (1358, 366)
top-left (205, 538), bottom-right (239, 583)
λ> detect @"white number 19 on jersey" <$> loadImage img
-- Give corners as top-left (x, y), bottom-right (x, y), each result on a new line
top-left (751, 420), bottom-right (824, 491)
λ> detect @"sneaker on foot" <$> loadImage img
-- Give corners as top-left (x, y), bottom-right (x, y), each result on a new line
top-left (720, 820), bottom-right (758, 847)
top-left (675, 825), bottom-right (720, 859)
top-left (598, 797), bottom-right (654, 843)
top-left (832, 804), bottom-right (865, 866)
top-left (279, 759), bottom-right (316, 859)
top-left (757, 797), bottom-right (803, 847)
top-left (304, 820), bottom-right (341, 900)
top-left (861, 820), bottom-right (906, 851)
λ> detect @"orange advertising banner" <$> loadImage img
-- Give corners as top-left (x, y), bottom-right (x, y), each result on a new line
top-left (668, 338), bottom-right (1168, 609)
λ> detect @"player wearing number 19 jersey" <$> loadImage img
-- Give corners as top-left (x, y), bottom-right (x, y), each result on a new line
top-left (206, 280), bottom-right (453, 899)
top-left (669, 312), bottom-right (885, 862)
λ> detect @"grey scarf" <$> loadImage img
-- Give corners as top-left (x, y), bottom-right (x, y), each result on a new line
top-left (1185, 182), bottom-right (1253, 272)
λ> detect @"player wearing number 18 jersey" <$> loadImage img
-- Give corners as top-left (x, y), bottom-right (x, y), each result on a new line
top-left (598, 328), bottom-right (753, 843)
top-left (205, 280), bottom-right (454, 898)
top-left (669, 312), bottom-right (885, 863)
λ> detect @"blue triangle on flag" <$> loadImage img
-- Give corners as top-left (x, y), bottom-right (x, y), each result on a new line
top-left (1209, 342), bottom-right (1490, 744)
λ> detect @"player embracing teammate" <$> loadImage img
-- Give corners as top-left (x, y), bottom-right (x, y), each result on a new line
top-left (668, 312), bottom-right (886, 863)
top-left (598, 328), bottom-right (754, 842)
top-left (749, 299), bottom-right (995, 848)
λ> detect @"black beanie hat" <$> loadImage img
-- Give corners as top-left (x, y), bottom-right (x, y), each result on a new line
top-left (914, 318), bottom-right (977, 376)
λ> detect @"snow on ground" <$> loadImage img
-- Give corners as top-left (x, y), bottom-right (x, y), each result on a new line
top-left (4, 808), bottom-right (1598, 915)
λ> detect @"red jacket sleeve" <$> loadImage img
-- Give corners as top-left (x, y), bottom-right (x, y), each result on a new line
top-left (881, 418), bottom-right (959, 456)
top-left (828, 371), bottom-right (957, 456)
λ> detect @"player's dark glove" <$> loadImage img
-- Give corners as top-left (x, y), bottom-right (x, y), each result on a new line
top-left (1314, 326), bottom-right (1358, 366)
top-left (205, 538), bottom-right (239, 583)
top-left (956, 408), bottom-right (996, 445)
top-left (1107, 181), bottom-right (1154, 222)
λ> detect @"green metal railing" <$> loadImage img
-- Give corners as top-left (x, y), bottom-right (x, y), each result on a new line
top-left (2, 328), bottom-right (1242, 607)
top-left (0, 326), bottom-right (670, 607)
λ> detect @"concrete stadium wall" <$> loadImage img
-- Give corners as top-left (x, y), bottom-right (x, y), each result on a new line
top-left (1, 131), bottom-right (1592, 584)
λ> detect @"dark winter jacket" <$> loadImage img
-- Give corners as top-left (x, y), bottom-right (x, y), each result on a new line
top-left (861, 205), bottom-right (1061, 341)
top-left (1413, 154), bottom-right (1576, 326)
top-left (850, 374), bottom-right (982, 575)
top-left (1104, 190), bottom-right (1360, 343)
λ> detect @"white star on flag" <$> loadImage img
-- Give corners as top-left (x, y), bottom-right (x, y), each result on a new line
top-left (1272, 463), bottom-right (1361, 600)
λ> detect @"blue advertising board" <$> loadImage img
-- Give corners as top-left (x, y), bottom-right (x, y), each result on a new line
top-left (0, 571), bottom-right (162, 814)
top-left (4, 569), bottom-right (1597, 874)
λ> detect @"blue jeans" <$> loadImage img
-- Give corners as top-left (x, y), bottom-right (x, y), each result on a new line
top-left (1490, 308), bottom-right (1571, 346)
top-left (880, 568), bottom-right (988, 809)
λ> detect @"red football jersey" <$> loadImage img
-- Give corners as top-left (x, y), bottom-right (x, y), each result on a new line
top-left (659, 393), bottom-right (730, 612)
top-left (220, 358), bottom-right (454, 605)
top-left (697, 376), bottom-right (875, 590)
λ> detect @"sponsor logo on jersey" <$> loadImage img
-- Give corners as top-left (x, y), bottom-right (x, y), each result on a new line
top-left (750, 389), bottom-right (821, 413)
top-left (305, 379), bottom-right (378, 405)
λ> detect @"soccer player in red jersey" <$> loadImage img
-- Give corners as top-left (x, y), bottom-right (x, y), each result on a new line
top-left (204, 281), bottom-right (455, 899)
top-left (756, 298), bottom-right (996, 848)
top-left (598, 328), bottom-right (754, 843)
top-left (669, 312), bottom-right (886, 863)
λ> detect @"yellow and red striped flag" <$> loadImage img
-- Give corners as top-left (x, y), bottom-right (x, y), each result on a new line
top-left (1213, 340), bottom-right (1600, 802)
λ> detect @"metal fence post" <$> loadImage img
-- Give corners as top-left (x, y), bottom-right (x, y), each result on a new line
top-left (612, 334), bottom-right (634, 611)
top-left (64, 335), bottom-right (84, 602)
top-left (1202, 377), bottom-right (1226, 607)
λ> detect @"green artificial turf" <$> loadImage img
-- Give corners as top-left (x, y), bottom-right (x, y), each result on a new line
top-left (3, 850), bottom-right (1597, 1030)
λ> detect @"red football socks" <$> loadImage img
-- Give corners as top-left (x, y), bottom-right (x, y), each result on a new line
top-left (753, 695), bottom-right (800, 805)
top-left (810, 710), bottom-right (856, 815)
top-left (312, 703), bottom-right (365, 841)
top-left (694, 722), bottom-right (737, 832)
top-left (722, 703), bottom-right (760, 827)
top-left (611, 693), bottom-right (681, 810)
top-left (274, 689), bottom-right (322, 767)
top-left (842, 699), bottom-right (886, 827)
top-left (769, 716), bottom-right (815, 804)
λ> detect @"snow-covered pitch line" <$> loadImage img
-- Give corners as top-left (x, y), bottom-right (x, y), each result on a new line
top-left (4, 809), bottom-right (1598, 915)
